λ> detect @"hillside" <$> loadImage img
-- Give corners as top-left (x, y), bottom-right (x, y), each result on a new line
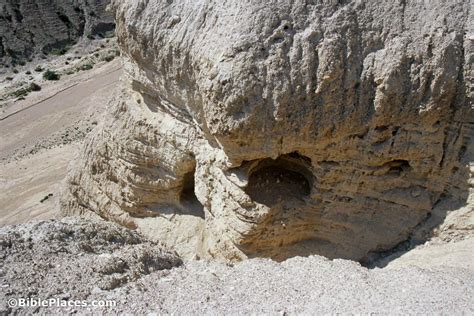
top-left (0, 0), bottom-right (114, 66)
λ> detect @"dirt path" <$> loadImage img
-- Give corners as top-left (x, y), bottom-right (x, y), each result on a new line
top-left (0, 63), bottom-right (121, 161)
top-left (0, 61), bottom-right (122, 226)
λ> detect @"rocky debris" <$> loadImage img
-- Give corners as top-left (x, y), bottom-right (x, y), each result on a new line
top-left (0, 218), bottom-right (473, 314)
top-left (62, 1), bottom-right (473, 262)
top-left (0, 0), bottom-right (114, 66)
top-left (88, 257), bottom-right (474, 314)
top-left (0, 218), bottom-right (182, 314)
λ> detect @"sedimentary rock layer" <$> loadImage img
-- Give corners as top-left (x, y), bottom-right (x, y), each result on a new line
top-left (62, 0), bottom-right (473, 261)
top-left (0, 0), bottom-right (114, 65)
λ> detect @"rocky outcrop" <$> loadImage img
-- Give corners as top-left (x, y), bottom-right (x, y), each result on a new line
top-left (0, 218), bottom-right (182, 314)
top-left (0, 0), bottom-right (114, 65)
top-left (62, 0), bottom-right (473, 262)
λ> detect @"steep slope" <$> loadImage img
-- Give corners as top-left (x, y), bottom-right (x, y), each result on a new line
top-left (0, 0), bottom-right (114, 65)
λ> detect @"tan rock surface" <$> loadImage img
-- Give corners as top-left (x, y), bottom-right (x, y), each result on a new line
top-left (62, 0), bottom-right (473, 262)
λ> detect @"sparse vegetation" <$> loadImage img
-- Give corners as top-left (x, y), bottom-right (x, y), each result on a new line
top-left (12, 87), bottom-right (30, 98)
top-left (13, 69), bottom-right (19, 74)
top-left (9, 82), bottom-right (42, 100)
top-left (25, 70), bottom-right (31, 75)
top-left (35, 65), bottom-right (44, 72)
top-left (78, 63), bottom-right (93, 71)
top-left (29, 82), bottom-right (41, 91)
top-left (43, 69), bottom-right (60, 81)
top-left (102, 54), bottom-right (116, 62)
top-left (6, 77), bottom-right (14, 81)
top-left (50, 47), bottom-right (69, 56)
top-left (40, 193), bottom-right (54, 203)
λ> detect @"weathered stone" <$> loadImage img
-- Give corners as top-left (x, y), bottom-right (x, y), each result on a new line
top-left (0, 0), bottom-right (114, 65)
top-left (61, 0), bottom-right (473, 262)
top-left (0, 217), bottom-right (182, 314)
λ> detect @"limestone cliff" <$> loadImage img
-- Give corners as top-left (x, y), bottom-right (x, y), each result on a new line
top-left (0, 0), bottom-right (114, 65)
top-left (61, 0), bottom-right (473, 262)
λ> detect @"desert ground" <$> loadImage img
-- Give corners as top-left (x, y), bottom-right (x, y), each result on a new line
top-left (0, 38), bottom-right (121, 226)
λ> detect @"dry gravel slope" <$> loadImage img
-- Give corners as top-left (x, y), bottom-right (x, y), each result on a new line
top-left (0, 218), bottom-right (473, 314)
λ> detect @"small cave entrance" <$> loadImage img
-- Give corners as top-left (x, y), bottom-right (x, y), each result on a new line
top-left (385, 159), bottom-right (411, 176)
top-left (244, 152), bottom-right (312, 207)
top-left (179, 169), bottom-right (205, 218)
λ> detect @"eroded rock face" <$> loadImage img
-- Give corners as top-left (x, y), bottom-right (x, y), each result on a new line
top-left (0, 0), bottom-right (114, 65)
top-left (61, 0), bottom-right (473, 262)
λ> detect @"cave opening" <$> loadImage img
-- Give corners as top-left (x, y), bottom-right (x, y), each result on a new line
top-left (385, 159), bottom-right (411, 175)
top-left (179, 169), bottom-right (205, 218)
top-left (245, 152), bottom-right (312, 207)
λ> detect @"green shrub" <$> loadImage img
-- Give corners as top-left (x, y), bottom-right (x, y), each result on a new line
top-left (13, 69), bottom-right (19, 74)
top-left (5, 77), bottom-right (13, 81)
top-left (43, 70), bottom-right (60, 81)
top-left (25, 70), bottom-right (31, 75)
top-left (50, 47), bottom-right (68, 56)
top-left (29, 82), bottom-right (41, 91)
top-left (10, 82), bottom-right (41, 99)
top-left (12, 88), bottom-right (30, 98)
top-left (35, 65), bottom-right (43, 72)
top-left (102, 55), bottom-right (115, 62)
